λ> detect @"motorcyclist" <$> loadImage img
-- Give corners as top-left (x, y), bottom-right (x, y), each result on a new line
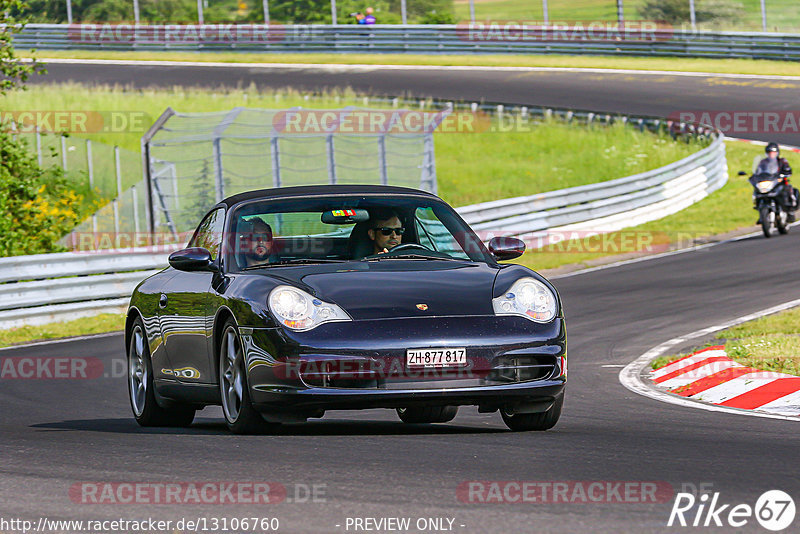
top-left (758, 142), bottom-right (797, 210)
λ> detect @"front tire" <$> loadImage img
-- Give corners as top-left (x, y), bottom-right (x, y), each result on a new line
top-left (760, 206), bottom-right (773, 238)
top-left (127, 317), bottom-right (195, 427)
top-left (777, 209), bottom-right (789, 234)
top-left (396, 406), bottom-right (458, 424)
top-left (501, 395), bottom-right (563, 432)
top-left (219, 320), bottom-right (279, 434)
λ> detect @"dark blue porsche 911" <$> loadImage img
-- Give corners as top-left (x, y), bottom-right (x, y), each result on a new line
top-left (126, 185), bottom-right (566, 434)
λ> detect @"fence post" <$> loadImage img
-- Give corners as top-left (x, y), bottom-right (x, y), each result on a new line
top-left (86, 139), bottom-right (94, 190)
top-left (212, 138), bottom-right (225, 202)
top-left (113, 199), bottom-right (120, 237)
top-left (36, 126), bottom-right (42, 167)
top-left (132, 185), bottom-right (140, 235)
top-left (422, 133), bottom-right (437, 194)
top-left (270, 136), bottom-right (282, 188)
top-left (10, 120), bottom-right (17, 142)
top-left (326, 134), bottom-right (337, 185)
top-left (378, 134), bottom-right (388, 186)
top-left (61, 136), bottom-right (68, 170)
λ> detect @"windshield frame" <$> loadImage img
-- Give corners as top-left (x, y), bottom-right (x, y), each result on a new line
top-left (223, 192), bottom-right (495, 273)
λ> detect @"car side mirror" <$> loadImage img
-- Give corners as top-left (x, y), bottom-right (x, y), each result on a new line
top-left (169, 247), bottom-right (217, 272)
top-left (488, 236), bottom-right (525, 261)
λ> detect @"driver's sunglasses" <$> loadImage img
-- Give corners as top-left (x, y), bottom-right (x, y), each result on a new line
top-left (374, 226), bottom-right (405, 236)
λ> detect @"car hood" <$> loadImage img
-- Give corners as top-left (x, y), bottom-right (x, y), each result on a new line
top-left (264, 260), bottom-right (499, 321)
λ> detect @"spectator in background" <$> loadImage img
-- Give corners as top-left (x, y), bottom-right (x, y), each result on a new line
top-left (351, 7), bottom-right (376, 24)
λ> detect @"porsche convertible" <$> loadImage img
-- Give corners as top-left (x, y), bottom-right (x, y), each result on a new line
top-left (126, 185), bottom-right (566, 433)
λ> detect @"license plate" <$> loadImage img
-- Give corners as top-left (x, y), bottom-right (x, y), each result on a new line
top-left (406, 348), bottom-right (467, 368)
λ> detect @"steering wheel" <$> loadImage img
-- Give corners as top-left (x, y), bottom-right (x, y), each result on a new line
top-left (387, 243), bottom-right (430, 253)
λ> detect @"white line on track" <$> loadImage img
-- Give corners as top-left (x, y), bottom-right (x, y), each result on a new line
top-left (33, 58), bottom-right (800, 81)
top-left (619, 298), bottom-right (800, 422)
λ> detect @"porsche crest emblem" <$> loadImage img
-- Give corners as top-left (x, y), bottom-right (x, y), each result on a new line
top-left (416, 303), bottom-right (429, 311)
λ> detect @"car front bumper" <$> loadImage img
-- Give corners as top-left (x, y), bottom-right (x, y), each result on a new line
top-left (241, 314), bottom-right (566, 413)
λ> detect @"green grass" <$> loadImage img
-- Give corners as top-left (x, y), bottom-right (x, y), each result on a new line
top-left (718, 306), bottom-right (800, 377)
top-left (651, 307), bottom-right (800, 374)
top-left (0, 313), bottom-right (124, 348)
top-left (511, 138), bottom-right (764, 271)
top-left (2, 83), bottom-right (703, 210)
top-left (24, 50), bottom-right (800, 77)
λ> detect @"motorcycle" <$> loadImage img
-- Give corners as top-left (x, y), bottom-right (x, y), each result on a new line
top-left (747, 170), bottom-right (795, 238)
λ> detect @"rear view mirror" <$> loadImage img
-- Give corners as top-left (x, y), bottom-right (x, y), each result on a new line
top-left (321, 209), bottom-right (370, 224)
top-left (488, 236), bottom-right (526, 261)
top-left (169, 247), bottom-right (217, 272)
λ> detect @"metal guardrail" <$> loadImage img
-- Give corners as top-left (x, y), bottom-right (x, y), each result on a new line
top-left (10, 24), bottom-right (800, 60)
top-left (456, 134), bottom-right (727, 236)
top-left (0, 249), bottom-right (174, 329)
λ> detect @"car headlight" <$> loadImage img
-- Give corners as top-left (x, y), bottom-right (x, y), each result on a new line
top-left (268, 285), bottom-right (351, 331)
top-left (757, 180), bottom-right (774, 193)
top-left (492, 277), bottom-right (558, 323)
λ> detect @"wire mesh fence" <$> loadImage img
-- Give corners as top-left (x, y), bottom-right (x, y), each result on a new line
top-left (141, 106), bottom-right (440, 235)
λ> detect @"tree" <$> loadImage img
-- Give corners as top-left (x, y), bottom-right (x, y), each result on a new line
top-left (1, 0), bottom-right (42, 94)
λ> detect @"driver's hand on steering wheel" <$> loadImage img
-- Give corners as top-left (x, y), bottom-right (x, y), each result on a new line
top-left (378, 248), bottom-right (389, 254)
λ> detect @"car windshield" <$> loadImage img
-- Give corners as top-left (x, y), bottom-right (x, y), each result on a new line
top-left (226, 195), bottom-right (493, 271)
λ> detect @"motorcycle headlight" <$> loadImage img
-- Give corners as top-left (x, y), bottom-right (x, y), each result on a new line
top-left (268, 285), bottom-right (351, 331)
top-left (493, 277), bottom-right (558, 323)
top-left (757, 180), bottom-right (774, 193)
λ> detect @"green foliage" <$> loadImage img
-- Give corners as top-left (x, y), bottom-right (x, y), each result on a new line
top-left (638, 0), bottom-right (744, 24)
top-left (0, 130), bottom-right (94, 256)
top-left (382, 0), bottom-right (454, 23)
top-left (1, 0), bottom-right (42, 94)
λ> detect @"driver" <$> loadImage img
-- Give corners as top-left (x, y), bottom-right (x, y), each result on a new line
top-left (367, 208), bottom-right (405, 254)
top-left (760, 142), bottom-right (797, 209)
top-left (241, 218), bottom-right (274, 268)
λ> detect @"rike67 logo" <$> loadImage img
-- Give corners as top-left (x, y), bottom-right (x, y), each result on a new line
top-left (668, 489), bottom-right (795, 531)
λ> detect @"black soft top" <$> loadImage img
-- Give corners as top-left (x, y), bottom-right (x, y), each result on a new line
top-left (219, 185), bottom-right (440, 209)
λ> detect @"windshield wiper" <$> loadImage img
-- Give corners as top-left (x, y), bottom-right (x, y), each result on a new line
top-left (242, 259), bottom-right (346, 270)
top-left (365, 253), bottom-right (463, 262)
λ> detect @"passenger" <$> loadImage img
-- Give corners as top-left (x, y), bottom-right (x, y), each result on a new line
top-left (367, 208), bottom-right (405, 254)
top-left (242, 218), bottom-right (274, 267)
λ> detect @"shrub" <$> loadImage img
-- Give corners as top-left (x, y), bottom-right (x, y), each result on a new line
top-left (0, 130), bottom-right (94, 256)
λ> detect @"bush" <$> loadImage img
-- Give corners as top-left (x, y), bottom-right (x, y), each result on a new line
top-left (639, 0), bottom-right (744, 25)
top-left (0, 130), bottom-right (93, 256)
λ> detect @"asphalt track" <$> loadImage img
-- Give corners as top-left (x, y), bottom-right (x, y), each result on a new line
top-left (3, 62), bottom-right (800, 533)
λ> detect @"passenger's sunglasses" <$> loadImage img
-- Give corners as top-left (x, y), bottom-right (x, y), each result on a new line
top-left (373, 226), bottom-right (405, 236)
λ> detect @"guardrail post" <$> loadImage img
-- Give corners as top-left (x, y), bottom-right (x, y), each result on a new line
top-left (326, 134), bottom-right (337, 185)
